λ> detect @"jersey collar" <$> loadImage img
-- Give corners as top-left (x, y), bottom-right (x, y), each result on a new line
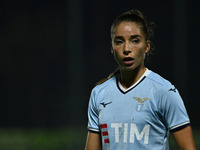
top-left (117, 69), bottom-right (151, 94)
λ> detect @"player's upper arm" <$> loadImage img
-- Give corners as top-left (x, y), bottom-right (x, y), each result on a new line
top-left (158, 86), bottom-right (190, 130)
top-left (85, 131), bottom-right (102, 150)
top-left (172, 125), bottom-right (196, 150)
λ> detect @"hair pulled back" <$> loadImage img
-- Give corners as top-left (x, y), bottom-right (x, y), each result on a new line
top-left (96, 10), bottom-right (155, 85)
top-left (111, 10), bottom-right (154, 43)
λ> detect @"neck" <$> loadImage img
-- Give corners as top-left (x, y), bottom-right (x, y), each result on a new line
top-left (120, 66), bottom-right (146, 89)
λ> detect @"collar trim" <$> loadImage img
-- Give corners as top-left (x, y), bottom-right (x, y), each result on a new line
top-left (117, 69), bottom-right (151, 94)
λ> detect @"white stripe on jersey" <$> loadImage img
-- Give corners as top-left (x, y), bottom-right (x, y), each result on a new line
top-left (88, 127), bottom-right (100, 133)
top-left (118, 69), bottom-right (151, 93)
top-left (170, 121), bottom-right (190, 131)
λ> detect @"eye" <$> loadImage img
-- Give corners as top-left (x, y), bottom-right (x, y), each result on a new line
top-left (132, 38), bottom-right (140, 44)
top-left (114, 40), bottom-right (123, 45)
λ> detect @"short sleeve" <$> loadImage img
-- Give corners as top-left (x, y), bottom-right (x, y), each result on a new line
top-left (87, 88), bottom-right (100, 133)
top-left (159, 86), bottom-right (190, 132)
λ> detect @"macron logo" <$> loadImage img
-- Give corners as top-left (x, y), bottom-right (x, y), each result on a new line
top-left (169, 88), bottom-right (176, 93)
top-left (100, 102), bottom-right (112, 108)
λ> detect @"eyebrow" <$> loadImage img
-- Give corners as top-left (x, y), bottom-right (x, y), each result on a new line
top-left (130, 35), bottom-right (142, 39)
top-left (114, 34), bottom-right (142, 40)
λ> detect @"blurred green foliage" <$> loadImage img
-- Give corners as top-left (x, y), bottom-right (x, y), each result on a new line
top-left (0, 127), bottom-right (87, 150)
top-left (0, 127), bottom-right (199, 150)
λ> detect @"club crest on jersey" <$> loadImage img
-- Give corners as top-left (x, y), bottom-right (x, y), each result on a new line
top-left (133, 97), bottom-right (151, 111)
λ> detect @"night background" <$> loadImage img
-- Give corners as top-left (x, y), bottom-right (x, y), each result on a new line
top-left (0, 0), bottom-right (200, 149)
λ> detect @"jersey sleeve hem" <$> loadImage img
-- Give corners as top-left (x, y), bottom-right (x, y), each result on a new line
top-left (87, 127), bottom-right (100, 133)
top-left (170, 121), bottom-right (190, 132)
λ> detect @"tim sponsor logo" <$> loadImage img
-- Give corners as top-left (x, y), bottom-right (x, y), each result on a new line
top-left (111, 123), bottom-right (150, 144)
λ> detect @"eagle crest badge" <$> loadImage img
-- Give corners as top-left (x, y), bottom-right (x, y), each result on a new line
top-left (133, 97), bottom-right (151, 111)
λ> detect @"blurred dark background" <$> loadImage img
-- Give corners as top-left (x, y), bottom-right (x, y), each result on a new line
top-left (1, 0), bottom-right (200, 130)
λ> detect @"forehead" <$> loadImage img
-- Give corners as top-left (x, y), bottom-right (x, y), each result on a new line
top-left (113, 22), bottom-right (143, 37)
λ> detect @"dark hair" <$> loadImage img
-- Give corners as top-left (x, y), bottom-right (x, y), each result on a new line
top-left (111, 9), bottom-right (154, 43)
top-left (96, 10), bottom-right (155, 85)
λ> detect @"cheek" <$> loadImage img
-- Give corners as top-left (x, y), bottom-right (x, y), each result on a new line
top-left (112, 48), bottom-right (120, 57)
top-left (136, 49), bottom-right (145, 57)
top-left (113, 51), bottom-right (122, 63)
top-left (134, 48), bottom-right (146, 62)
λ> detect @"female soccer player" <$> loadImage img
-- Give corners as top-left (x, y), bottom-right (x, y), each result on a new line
top-left (85, 10), bottom-right (196, 150)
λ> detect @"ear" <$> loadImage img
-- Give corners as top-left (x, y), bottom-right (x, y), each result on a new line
top-left (145, 40), bottom-right (150, 54)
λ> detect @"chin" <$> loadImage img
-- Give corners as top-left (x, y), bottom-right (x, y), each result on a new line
top-left (121, 66), bottom-right (136, 71)
top-left (121, 64), bottom-right (144, 72)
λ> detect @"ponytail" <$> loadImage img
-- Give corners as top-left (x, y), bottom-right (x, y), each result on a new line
top-left (96, 67), bottom-right (120, 85)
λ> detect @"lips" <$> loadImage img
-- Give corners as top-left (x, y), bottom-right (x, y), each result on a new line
top-left (122, 57), bottom-right (134, 65)
top-left (123, 57), bottom-right (134, 61)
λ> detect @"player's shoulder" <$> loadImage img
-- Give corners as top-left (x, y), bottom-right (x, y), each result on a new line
top-left (146, 71), bottom-right (180, 104)
top-left (91, 76), bottom-right (116, 94)
top-left (146, 70), bottom-right (174, 91)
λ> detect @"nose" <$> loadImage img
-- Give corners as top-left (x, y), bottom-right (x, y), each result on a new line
top-left (123, 42), bottom-right (131, 55)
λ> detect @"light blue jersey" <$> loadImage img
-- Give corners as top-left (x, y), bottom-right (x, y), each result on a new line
top-left (87, 69), bottom-right (190, 150)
